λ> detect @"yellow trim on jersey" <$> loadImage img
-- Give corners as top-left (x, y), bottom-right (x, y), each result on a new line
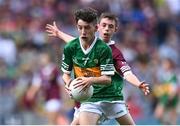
top-left (74, 65), bottom-right (101, 77)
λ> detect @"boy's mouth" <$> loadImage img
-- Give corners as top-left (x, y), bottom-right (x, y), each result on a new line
top-left (81, 37), bottom-right (87, 40)
top-left (103, 33), bottom-right (109, 38)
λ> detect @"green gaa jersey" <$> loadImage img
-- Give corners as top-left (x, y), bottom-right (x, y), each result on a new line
top-left (61, 37), bottom-right (124, 102)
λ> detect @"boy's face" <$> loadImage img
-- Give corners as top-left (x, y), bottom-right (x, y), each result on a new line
top-left (98, 18), bottom-right (117, 43)
top-left (77, 19), bottom-right (97, 43)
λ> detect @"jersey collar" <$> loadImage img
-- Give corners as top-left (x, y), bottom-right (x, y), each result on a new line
top-left (107, 40), bottom-right (115, 45)
top-left (79, 37), bottom-right (97, 55)
top-left (98, 36), bottom-right (115, 46)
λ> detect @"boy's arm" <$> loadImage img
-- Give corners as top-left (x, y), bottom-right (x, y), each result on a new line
top-left (74, 75), bottom-right (111, 92)
top-left (26, 84), bottom-right (40, 101)
top-left (112, 45), bottom-right (150, 95)
top-left (46, 21), bottom-right (75, 43)
top-left (26, 74), bottom-right (42, 100)
top-left (124, 72), bottom-right (150, 95)
top-left (62, 73), bottom-right (72, 87)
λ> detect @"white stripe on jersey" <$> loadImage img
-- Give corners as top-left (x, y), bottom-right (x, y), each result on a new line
top-left (61, 67), bottom-right (71, 74)
top-left (101, 71), bottom-right (114, 76)
top-left (62, 62), bottom-right (69, 69)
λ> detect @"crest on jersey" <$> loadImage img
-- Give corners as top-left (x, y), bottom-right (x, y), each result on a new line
top-left (94, 59), bottom-right (98, 64)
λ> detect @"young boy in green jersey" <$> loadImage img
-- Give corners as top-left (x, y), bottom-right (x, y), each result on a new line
top-left (46, 11), bottom-right (150, 125)
top-left (61, 8), bottom-right (117, 125)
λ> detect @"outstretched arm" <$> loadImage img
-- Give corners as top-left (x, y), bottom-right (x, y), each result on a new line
top-left (46, 21), bottom-right (75, 43)
top-left (124, 72), bottom-right (150, 95)
top-left (112, 45), bottom-right (150, 96)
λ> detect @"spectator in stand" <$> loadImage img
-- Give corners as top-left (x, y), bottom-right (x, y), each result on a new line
top-left (154, 58), bottom-right (179, 125)
top-left (25, 52), bottom-right (68, 125)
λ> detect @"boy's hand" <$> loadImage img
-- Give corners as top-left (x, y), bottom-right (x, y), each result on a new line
top-left (46, 21), bottom-right (59, 37)
top-left (139, 82), bottom-right (150, 95)
top-left (65, 85), bottom-right (73, 98)
top-left (73, 77), bottom-right (92, 92)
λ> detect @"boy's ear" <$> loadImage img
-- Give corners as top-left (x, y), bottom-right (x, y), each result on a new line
top-left (97, 24), bottom-right (100, 30)
top-left (95, 25), bottom-right (98, 31)
top-left (115, 26), bottom-right (118, 32)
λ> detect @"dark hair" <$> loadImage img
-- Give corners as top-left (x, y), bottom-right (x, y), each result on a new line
top-left (99, 12), bottom-right (119, 27)
top-left (74, 7), bottom-right (98, 24)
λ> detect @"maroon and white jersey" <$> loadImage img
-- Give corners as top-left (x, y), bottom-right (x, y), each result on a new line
top-left (108, 41), bottom-right (131, 77)
top-left (32, 63), bottom-right (62, 101)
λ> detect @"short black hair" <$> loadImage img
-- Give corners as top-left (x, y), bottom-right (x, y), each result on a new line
top-left (74, 7), bottom-right (98, 24)
top-left (99, 12), bottom-right (119, 27)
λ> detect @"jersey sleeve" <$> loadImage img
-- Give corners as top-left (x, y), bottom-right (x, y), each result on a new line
top-left (100, 45), bottom-right (114, 76)
top-left (110, 45), bottom-right (131, 77)
top-left (61, 44), bottom-right (73, 74)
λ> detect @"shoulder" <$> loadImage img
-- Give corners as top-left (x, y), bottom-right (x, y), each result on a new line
top-left (109, 44), bottom-right (124, 57)
top-left (109, 44), bottom-right (121, 52)
top-left (64, 38), bottom-right (79, 50)
top-left (96, 38), bottom-right (111, 50)
top-left (95, 38), bottom-right (106, 45)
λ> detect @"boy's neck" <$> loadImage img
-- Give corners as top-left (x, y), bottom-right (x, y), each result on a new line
top-left (81, 36), bottom-right (95, 50)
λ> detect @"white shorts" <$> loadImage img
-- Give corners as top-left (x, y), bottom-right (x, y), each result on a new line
top-left (76, 101), bottom-right (129, 123)
top-left (45, 99), bottom-right (61, 112)
top-left (73, 107), bottom-right (80, 119)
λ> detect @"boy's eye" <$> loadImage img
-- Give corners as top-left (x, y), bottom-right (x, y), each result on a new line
top-left (85, 26), bottom-right (90, 29)
top-left (77, 26), bottom-right (90, 30)
top-left (77, 26), bottom-right (82, 30)
top-left (102, 24), bottom-right (106, 27)
top-left (109, 25), bottom-right (114, 28)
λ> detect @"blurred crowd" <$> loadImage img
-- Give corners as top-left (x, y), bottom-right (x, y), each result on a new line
top-left (0, 0), bottom-right (180, 125)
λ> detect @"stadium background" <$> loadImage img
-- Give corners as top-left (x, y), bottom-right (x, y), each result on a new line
top-left (0, 0), bottom-right (180, 125)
